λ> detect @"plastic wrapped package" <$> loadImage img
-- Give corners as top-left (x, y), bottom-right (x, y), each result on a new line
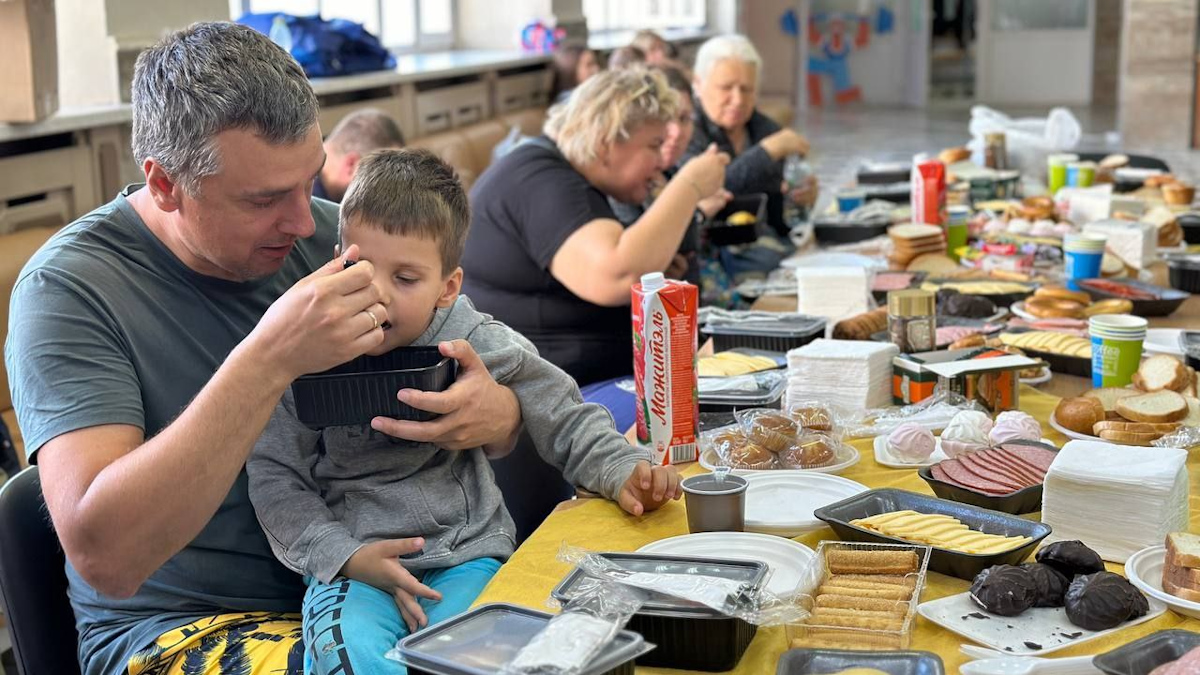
top-left (844, 386), bottom-right (988, 438)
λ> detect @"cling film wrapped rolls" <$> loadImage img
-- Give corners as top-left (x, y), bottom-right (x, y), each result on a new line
top-left (632, 273), bottom-right (699, 465)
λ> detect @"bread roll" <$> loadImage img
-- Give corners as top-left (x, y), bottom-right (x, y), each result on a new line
top-left (1054, 397), bottom-right (1105, 435)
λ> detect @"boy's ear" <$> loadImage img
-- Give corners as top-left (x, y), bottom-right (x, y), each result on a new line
top-left (333, 243), bottom-right (342, 258)
top-left (436, 267), bottom-right (463, 308)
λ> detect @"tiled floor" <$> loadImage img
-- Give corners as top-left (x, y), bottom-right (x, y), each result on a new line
top-left (794, 103), bottom-right (1200, 212)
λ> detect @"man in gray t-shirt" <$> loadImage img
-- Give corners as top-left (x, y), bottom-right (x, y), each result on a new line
top-left (4, 23), bottom-right (522, 675)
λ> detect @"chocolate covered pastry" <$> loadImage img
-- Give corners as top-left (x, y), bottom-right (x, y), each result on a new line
top-left (969, 565), bottom-right (1038, 617)
top-left (1020, 562), bottom-right (1069, 607)
top-left (1035, 540), bottom-right (1105, 579)
top-left (1064, 571), bottom-right (1149, 631)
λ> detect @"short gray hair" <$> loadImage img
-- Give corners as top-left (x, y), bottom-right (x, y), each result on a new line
top-left (694, 34), bottom-right (763, 86)
top-left (132, 22), bottom-right (319, 195)
top-left (326, 108), bottom-right (406, 156)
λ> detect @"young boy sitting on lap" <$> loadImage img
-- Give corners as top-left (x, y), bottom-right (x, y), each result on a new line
top-left (246, 148), bottom-right (681, 674)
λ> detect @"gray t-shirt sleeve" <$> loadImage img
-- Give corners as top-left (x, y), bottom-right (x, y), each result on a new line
top-left (465, 319), bottom-right (651, 501)
top-left (246, 392), bottom-right (364, 583)
top-left (4, 269), bottom-right (145, 461)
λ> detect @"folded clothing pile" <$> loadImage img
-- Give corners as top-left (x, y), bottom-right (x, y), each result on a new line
top-left (795, 267), bottom-right (871, 320)
top-left (1041, 440), bottom-right (1189, 562)
top-left (785, 339), bottom-right (899, 411)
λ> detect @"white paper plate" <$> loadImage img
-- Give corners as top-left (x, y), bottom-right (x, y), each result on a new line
top-left (699, 443), bottom-right (861, 476)
top-left (1009, 301), bottom-right (1039, 323)
top-left (1048, 411), bottom-right (1101, 443)
top-left (1143, 328), bottom-right (1186, 357)
top-left (918, 590), bottom-right (1166, 657)
top-left (872, 434), bottom-right (949, 469)
top-left (637, 532), bottom-right (815, 597)
top-left (742, 471), bottom-right (868, 537)
top-left (1020, 367), bottom-right (1053, 385)
top-left (1125, 545), bottom-right (1200, 620)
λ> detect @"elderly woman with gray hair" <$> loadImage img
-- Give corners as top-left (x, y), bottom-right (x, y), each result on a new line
top-left (687, 33), bottom-right (816, 237)
top-left (463, 67), bottom-right (729, 386)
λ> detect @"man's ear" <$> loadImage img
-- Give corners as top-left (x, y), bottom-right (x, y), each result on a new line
top-left (144, 160), bottom-right (185, 213)
top-left (437, 267), bottom-right (463, 308)
top-left (342, 152), bottom-right (362, 180)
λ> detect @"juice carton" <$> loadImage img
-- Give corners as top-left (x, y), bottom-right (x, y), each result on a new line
top-left (632, 272), bottom-right (698, 465)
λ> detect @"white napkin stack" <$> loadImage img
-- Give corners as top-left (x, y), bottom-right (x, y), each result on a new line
top-left (785, 338), bottom-right (899, 411)
top-left (1041, 440), bottom-right (1189, 563)
top-left (794, 267), bottom-right (870, 319)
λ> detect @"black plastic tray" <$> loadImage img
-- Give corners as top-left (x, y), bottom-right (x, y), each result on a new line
top-left (923, 279), bottom-right (1038, 310)
top-left (918, 440), bottom-right (1058, 515)
top-left (1166, 254), bottom-right (1200, 294)
top-left (292, 346), bottom-right (457, 428)
top-left (1184, 331), bottom-right (1200, 371)
top-left (552, 553), bottom-right (765, 672)
top-left (708, 194), bottom-right (768, 247)
top-left (813, 214), bottom-right (892, 244)
top-left (1077, 278), bottom-right (1190, 317)
top-left (813, 488), bottom-right (1052, 580)
top-left (777, 648), bottom-right (945, 675)
top-left (701, 316), bottom-right (826, 353)
top-left (1179, 213), bottom-right (1200, 245)
top-left (1093, 629), bottom-right (1200, 675)
top-left (399, 603), bottom-right (651, 675)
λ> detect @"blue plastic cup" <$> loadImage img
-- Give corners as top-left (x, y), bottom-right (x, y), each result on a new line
top-left (836, 188), bottom-right (866, 213)
top-left (1063, 233), bottom-right (1106, 291)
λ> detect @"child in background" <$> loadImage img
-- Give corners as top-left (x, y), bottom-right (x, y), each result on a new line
top-left (247, 148), bottom-right (681, 674)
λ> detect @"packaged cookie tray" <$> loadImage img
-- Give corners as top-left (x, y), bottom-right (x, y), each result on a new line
top-left (786, 541), bottom-right (932, 652)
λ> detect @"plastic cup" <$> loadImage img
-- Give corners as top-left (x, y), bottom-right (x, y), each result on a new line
top-left (1067, 161), bottom-right (1096, 188)
top-left (1047, 153), bottom-right (1078, 195)
top-left (945, 205), bottom-right (970, 261)
top-left (682, 473), bottom-right (747, 533)
top-left (1090, 314), bottom-right (1148, 388)
top-left (1064, 233), bottom-right (1106, 291)
top-left (836, 188), bottom-right (866, 213)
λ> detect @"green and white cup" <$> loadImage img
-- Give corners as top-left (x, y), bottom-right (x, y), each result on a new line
top-left (1047, 153), bottom-right (1079, 195)
top-left (1090, 314), bottom-right (1148, 388)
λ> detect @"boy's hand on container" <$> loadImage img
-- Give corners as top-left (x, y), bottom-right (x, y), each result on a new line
top-left (341, 538), bottom-right (442, 632)
top-left (618, 461), bottom-right (682, 516)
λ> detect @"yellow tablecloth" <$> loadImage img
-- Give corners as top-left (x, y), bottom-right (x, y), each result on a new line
top-left (474, 385), bottom-right (1200, 672)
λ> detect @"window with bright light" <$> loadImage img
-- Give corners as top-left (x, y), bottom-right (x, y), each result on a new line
top-left (583, 0), bottom-right (706, 32)
top-left (233, 0), bottom-right (455, 50)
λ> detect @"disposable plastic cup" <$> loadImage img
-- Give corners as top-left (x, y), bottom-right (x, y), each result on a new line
top-left (1090, 314), bottom-right (1148, 388)
top-left (682, 474), bottom-right (747, 533)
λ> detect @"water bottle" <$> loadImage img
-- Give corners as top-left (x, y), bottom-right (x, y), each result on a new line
top-left (269, 15), bottom-right (293, 54)
top-left (783, 153), bottom-right (812, 227)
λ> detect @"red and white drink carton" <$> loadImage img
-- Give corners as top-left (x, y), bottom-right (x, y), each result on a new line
top-left (632, 272), bottom-right (698, 466)
top-left (911, 154), bottom-right (946, 226)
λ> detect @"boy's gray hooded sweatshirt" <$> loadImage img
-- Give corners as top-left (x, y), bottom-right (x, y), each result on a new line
top-left (247, 296), bottom-right (650, 582)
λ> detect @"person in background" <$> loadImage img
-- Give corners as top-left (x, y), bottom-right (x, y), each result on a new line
top-left (607, 45), bottom-right (646, 70)
top-left (550, 44), bottom-right (601, 104)
top-left (248, 149), bottom-right (680, 674)
top-left (462, 68), bottom-right (729, 386)
top-left (5, 22), bottom-right (522, 675)
top-left (314, 107), bottom-right (405, 202)
top-left (687, 34), bottom-right (816, 238)
top-left (610, 66), bottom-right (732, 297)
top-left (632, 30), bottom-right (673, 65)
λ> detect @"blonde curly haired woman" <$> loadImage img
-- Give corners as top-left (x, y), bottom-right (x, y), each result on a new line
top-left (463, 67), bottom-right (729, 385)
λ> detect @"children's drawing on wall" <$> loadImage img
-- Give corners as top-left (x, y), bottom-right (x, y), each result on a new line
top-left (781, 1), bottom-right (895, 107)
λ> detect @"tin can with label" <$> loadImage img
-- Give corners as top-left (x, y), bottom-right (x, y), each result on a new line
top-left (984, 132), bottom-right (1007, 170)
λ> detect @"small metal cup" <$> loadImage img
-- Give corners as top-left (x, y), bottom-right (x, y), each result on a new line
top-left (681, 474), bottom-right (748, 533)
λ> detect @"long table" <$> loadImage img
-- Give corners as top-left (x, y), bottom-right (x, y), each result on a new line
top-left (474, 386), bottom-right (1200, 672)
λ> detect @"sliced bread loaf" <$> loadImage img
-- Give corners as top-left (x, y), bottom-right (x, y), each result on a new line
top-left (1134, 355), bottom-right (1191, 392)
top-left (1116, 390), bottom-right (1188, 423)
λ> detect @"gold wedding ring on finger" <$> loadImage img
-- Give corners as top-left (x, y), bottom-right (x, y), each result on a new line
top-left (365, 310), bottom-right (379, 331)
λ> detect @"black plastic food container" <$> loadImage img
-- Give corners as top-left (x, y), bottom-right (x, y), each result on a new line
top-left (292, 346), bottom-right (457, 428)
top-left (1093, 629), bottom-right (1200, 675)
top-left (701, 314), bottom-right (825, 353)
top-left (918, 440), bottom-right (1058, 515)
top-left (707, 194), bottom-right (768, 247)
top-left (552, 553), bottom-right (767, 672)
top-left (813, 488), bottom-right (1052, 580)
top-left (1166, 254), bottom-right (1200, 294)
top-left (777, 648), bottom-right (945, 675)
top-left (1178, 213), bottom-right (1200, 244)
top-left (396, 603), bottom-right (652, 675)
top-left (812, 213), bottom-right (892, 244)
top-left (1077, 278), bottom-right (1189, 317)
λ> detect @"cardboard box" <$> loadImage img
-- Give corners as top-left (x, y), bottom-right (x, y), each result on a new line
top-left (893, 347), bottom-right (1040, 412)
top-left (0, 0), bottom-right (58, 123)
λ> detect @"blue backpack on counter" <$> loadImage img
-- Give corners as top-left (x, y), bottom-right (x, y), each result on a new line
top-left (238, 12), bottom-right (397, 78)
